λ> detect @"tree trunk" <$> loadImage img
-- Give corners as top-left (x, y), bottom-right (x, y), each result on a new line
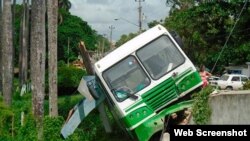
top-left (25, 0), bottom-right (30, 82)
top-left (12, 0), bottom-right (16, 48)
top-left (19, 0), bottom-right (25, 88)
top-left (2, 0), bottom-right (14, 106)
top-left (30, 0), bottom-right (46, 140)
top-left (19, 0), bottom-right (29, 89)
top-left (47, 0), bottom-right (58, 117)
top-left (0, 0), bottom-right (2, 94)
top-left (25, 0), bottom-right (29, 79)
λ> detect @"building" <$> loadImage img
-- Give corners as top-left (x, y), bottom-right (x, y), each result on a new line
top-left (224, 62), bottom-right (250, 78)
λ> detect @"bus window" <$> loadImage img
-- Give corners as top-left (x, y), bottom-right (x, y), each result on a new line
top-left (103, 56), bottom-right (150, 102)
top-left (136, 35), bottom-right (185, 80)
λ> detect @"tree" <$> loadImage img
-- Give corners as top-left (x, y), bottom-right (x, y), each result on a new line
top-left (58, 13), bottom-right (97, 62)
top-left (59, 0), bottom-right (71, 11)
top-left (58, 0), bottom-right (71, 24)
top-left (147, 20), bottom-right (162, 28)
top-left (19, 0), bottom-right (29, 88)
top-left (115, 32), bottom-right (139, 47)
top-left (1, 0), bottom-right (14, 106)
top-left (12, 0), bottom-right (16, 45)
top-left (166, 0), bottom-right (195, 14)
top-left (163, 1), bottom-right (250, 73)
top-left (0, 0), bottom-right (2, 94)
top-left (30, 0), bottom-right (46, 140)
top-left (164, 3), bottom-right (209, 62)
top-left (47, 0), bottom-right (58, 117)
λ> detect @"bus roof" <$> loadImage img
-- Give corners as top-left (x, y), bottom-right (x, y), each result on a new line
top-left (94, 24), bottom-right (168, 73)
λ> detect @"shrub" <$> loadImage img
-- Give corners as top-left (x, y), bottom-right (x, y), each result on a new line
top-left (0, 99), bottom-right (14, 140)
top-left (58, 65), bottom-right (86, 95)
top-left (243, 80), bottom-right (250, 90)
top-left (44, 116), bottom-right (65, 141)
top-left (15, 113), bottom-right (37, 141)
top-left (192, 86), bottom-right (213, 124)
top-left (45, 94), bottom-right (83, 119)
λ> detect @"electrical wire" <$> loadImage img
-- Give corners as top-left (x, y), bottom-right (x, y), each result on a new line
top-left (211, 1), bottom-right (248, 73)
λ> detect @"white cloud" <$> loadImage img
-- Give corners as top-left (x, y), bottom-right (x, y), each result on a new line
top-left (69, 0), bottom-right (170, 41)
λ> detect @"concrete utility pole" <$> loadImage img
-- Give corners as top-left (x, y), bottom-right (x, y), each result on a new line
top-left (109, 25), bottom-right (115, 49)
top-left (102, 34), bottom-right (106, 57)
top-left (135, 0), bottom-right (145, 32)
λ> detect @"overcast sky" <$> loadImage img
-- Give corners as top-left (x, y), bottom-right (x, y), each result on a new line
top-left (69, 0), bottom-right (170, 41)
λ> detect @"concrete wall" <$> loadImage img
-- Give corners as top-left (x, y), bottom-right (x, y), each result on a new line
top-left (189, 90), bottom-right (250, 124)
top-left (209, 90), bottom-right (250, 124)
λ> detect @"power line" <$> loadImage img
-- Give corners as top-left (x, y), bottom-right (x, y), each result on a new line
top-left (211, 1), bottom-right (248, 73)
top-left (114, 18), bottom-right (139, 27)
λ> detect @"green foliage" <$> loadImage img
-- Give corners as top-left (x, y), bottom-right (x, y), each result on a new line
top-left (163, 2), bottom-right (250, 74)
top-left (0, 98), bottom-right (13, 140)
top-left (59, 0), bottom-right (72, 11)
top-left (12, 92), bottom-right (32, 113)
top-left (58, 64), bottom-right (86, 95)
top-left (58, 60), bottom-right (67, 67)
top-left (44, 95), bottom-right (128, 141)
top-left (0, 94), bottom-right (36, 141)
top-left (15, 113), bottom-right (37, 141)
top-left (1, 93), bottom-right (130, 141)
top-left (243, 80), bottom-right (250, 90)
top-left (11, 92), bottom-right (36, 141)
top-left (65, 107), bottom-right (130, 141)
top-left (116, 32), bottom-right (140, 47)
top-left (44, 116), bottom-right (65, 141)
top-left (192, 86), bottom-right (213, 125)
top-left (13, 4), bottom-right (23, 66)
top-left (47, 94), bottom-right (83, 119)
top-left (95, 34), bottom-right (110, 53)
top-left (147, 20), bottom-right (162, 28)
top-left (58, 11), bottom-right (98, 62)
top-left (13, 4), bottom-right (99, 67)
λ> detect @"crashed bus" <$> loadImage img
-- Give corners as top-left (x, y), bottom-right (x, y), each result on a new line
top-left (61, 24), bottom-right (202, 141)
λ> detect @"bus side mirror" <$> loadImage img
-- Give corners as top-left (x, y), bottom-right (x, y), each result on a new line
top-left (78, 76), bottom-right (99, 100)
top-left (87, 80), bottom-right (100, 100)
top-left (170, 30), bottom-right (184, 48)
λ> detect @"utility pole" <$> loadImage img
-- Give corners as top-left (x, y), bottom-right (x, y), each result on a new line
top-left (135, 0), bottom-right (145, 32)
top-left (102, 34), bottom-right (106, 57)
top-left (109, 25), bottom-right (115, 49)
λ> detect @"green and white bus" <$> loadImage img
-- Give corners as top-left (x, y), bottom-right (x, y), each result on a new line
top-left (92, 24), bottom-right (202, 140)
top-left (61, 24), bottom-right (202, 140)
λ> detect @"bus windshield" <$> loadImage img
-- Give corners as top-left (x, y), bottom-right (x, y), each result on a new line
top-left (103, 35), bottom-right (185, 102)
top-left (103, 56), bottom-right (150, 102)
top-left (137, 35), bottom-right (185, 79)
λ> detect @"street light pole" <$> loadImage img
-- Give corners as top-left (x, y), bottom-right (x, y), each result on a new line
top-left (114, 18), bottom-right (139, 28)
top-left (135, 0), bottom-right (145, 32)
top-left (109, 25), bottom-right (115, 49)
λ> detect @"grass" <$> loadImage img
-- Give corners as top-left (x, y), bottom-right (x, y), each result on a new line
top-left (1, 78), bottom-right (131, 140)
top-left (1, 91), bottom-right (130, 141)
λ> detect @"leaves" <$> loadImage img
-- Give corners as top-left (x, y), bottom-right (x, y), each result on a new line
top-left (192, 86), bottom-right (213, 125)
top-left (163, 1), bottom-right (250, 74)
top-left (58, 12), bottom-right (98, 62)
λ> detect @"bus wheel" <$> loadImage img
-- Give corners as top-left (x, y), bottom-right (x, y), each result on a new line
top-left (149, 131), bottom-right (161, 141)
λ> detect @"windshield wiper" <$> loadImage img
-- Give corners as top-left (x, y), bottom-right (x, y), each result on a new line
top-left (111, 87), bottom-right (138, 100)
top-left (127, 93), bottom-right (138, 100)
